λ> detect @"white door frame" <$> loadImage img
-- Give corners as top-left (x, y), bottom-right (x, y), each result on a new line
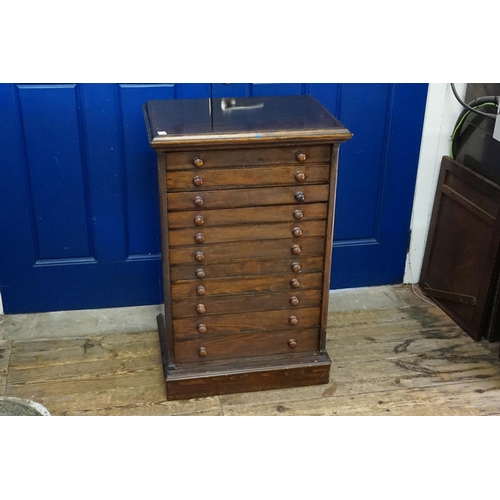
top-left (403, 83), bottom-right (467, 284)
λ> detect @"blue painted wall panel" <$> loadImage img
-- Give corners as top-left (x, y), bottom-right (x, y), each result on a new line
top-left (16, 84), bottom-right (92, 260)
top-left (118, 84), bottom-right (177, 256)
top-left (0, 85), bottom-right (37, 269)
top-left (333, 83), bottom-right (392, 241)
top-left (211, 84), bottom-right (250, 98)
top-left (250, 83), bottom-right (304, 96)
top-left (79, 84), bottom-right (127, 263)
top-left (178, 83), bottom-right (211, 99)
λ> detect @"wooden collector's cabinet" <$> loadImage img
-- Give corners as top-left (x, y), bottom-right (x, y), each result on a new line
top-left (143, 95), bottom-right (352, 400)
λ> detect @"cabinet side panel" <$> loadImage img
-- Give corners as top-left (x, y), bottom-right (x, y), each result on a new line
top-left (157, 152), bottom-right (175, 368)
top-left (320, 144), bottom-right (338, 350)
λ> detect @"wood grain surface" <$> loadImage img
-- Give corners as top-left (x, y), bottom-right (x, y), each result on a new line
top-left (167, 203), bottom-right (328, 228)
top-left (166, 164), bottom-right (330, 191)
top-left (3, 286), bottom-right (500, 415)
top-left (171, 288), bottom-right (321, 318)
top-left (165, 145), bottom-right (331, 170)
top-left (169, 237), bottom-right (325, 265)
top-left (171, 272), bottom-right (323, 299)
top-left (169, 256), bottom-right (324, 281)
top-left (172, 307), bottom-right (321, 338)
top-left (173, 328), bottom-right (320, 364)
top-left (168, 220), bottom-right (327, 246)
top-left (0, 340), bottom-right (12, 395)
top-left (167, 184), bottom-right (329, 211)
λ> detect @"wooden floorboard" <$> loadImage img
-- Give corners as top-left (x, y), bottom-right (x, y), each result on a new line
top-left (221, 380), bottom-right (500, 416)
top-left (3, 286), bottom-right (500, 416)
top-left (0, 340), bottom-right (12, 396)
top-left (62, 406), bottom-right (223, 417)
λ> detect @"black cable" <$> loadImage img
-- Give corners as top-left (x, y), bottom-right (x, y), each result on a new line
top-left (450, 100), bottom-right (498, 159)
top-left (450, 83), bottom-right (498, 119)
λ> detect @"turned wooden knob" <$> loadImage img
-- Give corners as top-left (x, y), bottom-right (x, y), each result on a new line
top-left (195, 251), bottom-right (204, 262)
top-left (295, 171), bottom-right (306, 182)
top-left (193, 176), bottom-right (203, 187)
top-left (296, 153), bottom-right (307, 162)
top-left (196, 268), bottom-right (205, 279)
top-left (193, 157), bottom-right (204, 167)
top-left (194, 195), bottom-right (204, 207)
top-left (293, 209), bottom-right (303, 220)
top-left (291, 262), bottom-right (301, 272)
top-left (197, 324), bottom-right (207, 334)
top-left (288, 339), bottom-right (298, 349)
top-left (295, 191), bottom-right (305, 202)
top-left (195, 233), bottom-right (205, 244)
top-left (290, 278), bottom-right (300, 288)
top-left (198, 346), bottom-right (207, 356)
top-left (196, 285), bottom-right (206, 296)
top-left (290, 296), bottom-right (300, 306)
top-left (194, 215), bottom-right (204, 226)
top-left (196, 303), bottom-right (206, 314)
top-left (292, 227), bottom-right (303, 237)
top-left (291, 244), bottom-right (301, 255)
top-left (289, 316), bottom-right (298, 326)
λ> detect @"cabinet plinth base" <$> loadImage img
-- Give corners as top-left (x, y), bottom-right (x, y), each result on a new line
top-left (157, 314), bottom-right (331, 401)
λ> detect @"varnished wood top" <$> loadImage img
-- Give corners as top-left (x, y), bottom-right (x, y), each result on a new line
top-left (143, 95), bottom-right (352, 148)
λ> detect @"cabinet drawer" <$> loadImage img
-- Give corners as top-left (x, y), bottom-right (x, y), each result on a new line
top-left (172, 288), bottom-right (322, 318)
top-left (169, 220), bottom-right (327, 247)
top-left (170, 256), bottom-right (325, 281)
top-left (166, 164), bottom-right (329, 192)
top-left (165, 145), bottom-right (331, 170)
top-left (169, 236), bottom-right (325, 265)
top-left (172, 307), bottom-right (321, 339)
top-left (167, 184), bottom-right (329, 211)
top-left (167, 203), bottom-right (328, 228)
top-left (173, 328), bottom-right (320, 364)
top-left (171, 272), bottom-right (323, 300)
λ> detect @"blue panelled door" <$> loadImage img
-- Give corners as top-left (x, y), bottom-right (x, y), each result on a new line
top-left (0, 84), bottom-right (210, 313)
top-left (0, 83), bottom-right (427, 313)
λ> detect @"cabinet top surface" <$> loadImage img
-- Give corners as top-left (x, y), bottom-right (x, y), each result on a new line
top-left (144, 95), bottom-right (352, 148)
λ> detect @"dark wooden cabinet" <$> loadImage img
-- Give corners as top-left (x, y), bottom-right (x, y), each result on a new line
top-left (420, 156), bottom-right (500, 342)
top-left (144, 95), bottom-right (352, 400)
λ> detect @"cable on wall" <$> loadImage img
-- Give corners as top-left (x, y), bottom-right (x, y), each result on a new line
top-left (450, 99), bottom-right (499, 159)
top-left (450, 83), bottom-right (498, 119)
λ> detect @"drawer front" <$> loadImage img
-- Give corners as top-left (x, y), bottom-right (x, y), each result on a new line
top-left (172, 307), bottom-right (321, 339)
top-left (165, 145), bottom-right (331, 170)
top-left (167, 203), bottom-right (328, 228)
top-left (169, 220), bottom-right (327, 247)
top-left (169, 236), bottom-right (325, 265)
top-left (170, 256), bottom-right (324, 281)
top-left (172, 288), bottom-right (322, 318)
top-left (171, 272), bottom-right (323, 300)
top-left (167, 184), bottom-right (330, 211)
top-left (166, 164), bottom-right (329, 192)
top-left (173, 328), bottom-right (320, 364)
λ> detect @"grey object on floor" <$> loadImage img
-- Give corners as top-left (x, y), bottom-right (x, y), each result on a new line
top-left (0, 397), bottom-right (51, 416)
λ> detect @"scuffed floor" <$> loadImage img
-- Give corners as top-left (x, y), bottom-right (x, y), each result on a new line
top-left (1, 285), bottom-right (499, 416)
